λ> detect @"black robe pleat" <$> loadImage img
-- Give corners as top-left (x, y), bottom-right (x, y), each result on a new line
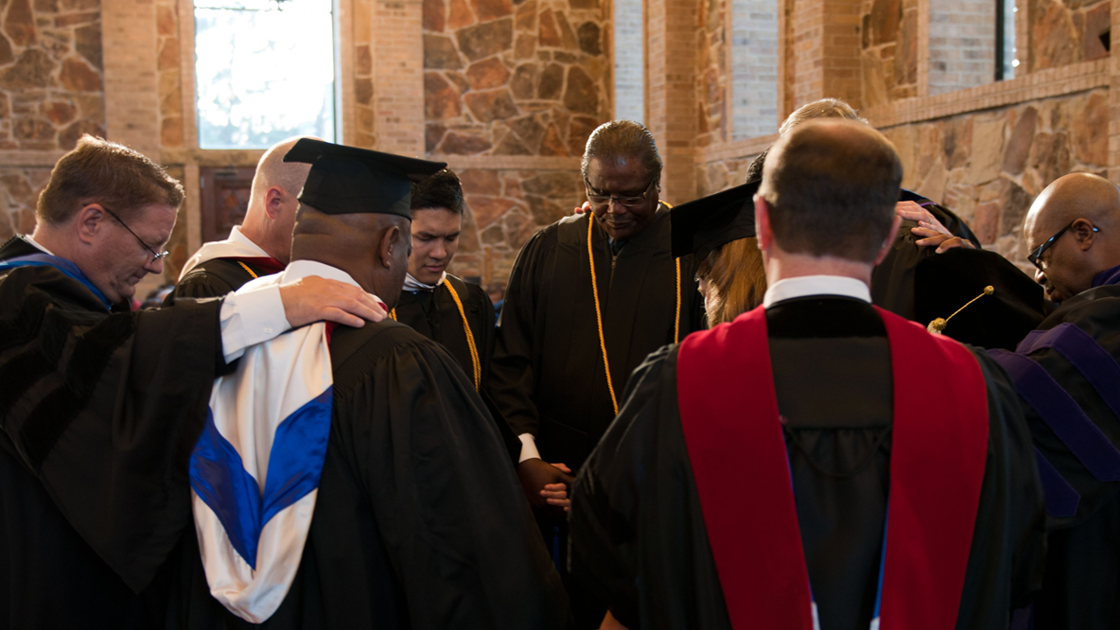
top-left (486, 206), bottom-right (706, 472)
top-left (0, 237), bottom-right (229, 629)
top-left (166, 320), bottom-right (571, 629)
top-left (569, 297), bottom-right (1046, 630)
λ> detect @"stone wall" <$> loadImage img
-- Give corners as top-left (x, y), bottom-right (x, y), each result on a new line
top-left (696, 0), bottom-right (727, 148)
top-left (860, 0), bottom-right (918, 107)
top-left (884, 89), bottom-right (1108, 267)
top-left (0, 0), bottom-right (105, 237)
top-left (1029, 0), bottom-right (1108, 71)
top-left (422, 0), bottom-right (611, 156)
top-left (442, 165), bottom-right (587, 282)
top-left (423, 0), bottom-right (611, 284)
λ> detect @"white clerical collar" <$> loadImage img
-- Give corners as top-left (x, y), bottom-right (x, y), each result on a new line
top-left (282, 260), bottom-right (363, 289)
top-left (403, 271), bottom-right (446, 293)
top-left (23, 235), bottom-right (56, 256)
top-left (227, 225), bottom-right (269, 256)
top-left (762, 274), bottom-right (871, 308)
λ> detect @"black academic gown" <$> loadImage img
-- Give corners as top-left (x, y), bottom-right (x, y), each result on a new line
top-left (999, 279), bottom-right (1120, 628)
top-left (393, 274), bottom-right (495, 386)
top-left (487, 206), bottom-right (706, 472)
top-left (872, 190), bottom-right (981, 319)
top-left (167, 320), bottom-right (570, 629)
top-left (167, 258), bottom-right (273, 301)
top-left (570, 297), bottom-right (1046, 630)
top-left (393, 275), bottom-right (523, 463)
top-left (0, 237), bottom-right (230, 629)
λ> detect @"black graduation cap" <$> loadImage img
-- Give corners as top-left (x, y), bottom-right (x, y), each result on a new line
top-left (671, 179), bottom-right (760, 260)
top-left (914, 247), bottom-right (1051, 350)
top-left (283, 138), bottom-right (446, 218)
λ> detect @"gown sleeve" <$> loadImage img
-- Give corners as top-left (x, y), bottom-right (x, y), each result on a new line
top-left (165, 270), bottom-right (237, 302)
top-left (332, 329), bottom-right (570, 629)
top-left (486, 227), bottom-right (553, 437)
top-left (0, 268), bottom-right (227, 593)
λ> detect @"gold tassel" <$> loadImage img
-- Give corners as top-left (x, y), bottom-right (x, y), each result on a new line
top-left (928, 285), bottom-right (995, 334)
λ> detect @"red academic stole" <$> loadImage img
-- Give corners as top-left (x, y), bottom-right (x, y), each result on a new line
top-left (677, 305), bottom-right (988, 630)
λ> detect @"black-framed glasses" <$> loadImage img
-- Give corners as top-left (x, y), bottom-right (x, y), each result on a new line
top-left (585, 177), bottom-right (657, 209)
top-left (1027, 220), bottom-right (1098, 271)
top-left (101, 205), bottom-right (170, 262)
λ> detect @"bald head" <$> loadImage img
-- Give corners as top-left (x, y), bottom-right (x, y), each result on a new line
top-left (1023, 172), bottom-right (1120, 302)
top-left (290, 206), bottom-right (411, 308)
top-left (759, 119), bottom-right (902, 262)
top-left (240, 137), bottom-right (315, 264)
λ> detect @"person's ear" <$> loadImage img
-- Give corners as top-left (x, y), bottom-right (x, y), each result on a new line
top-left (755, 195), bottom-right (773, 254)
top-left (1071, 218), bottom-right (1098, 251)
top-left (873, 213), bottom-right (904, 266)
top-left (378, 225), bottom-right (402, 268)
top-left (76, 203), bottom-right (106, 245)
top-left (264, 187), bottom-right (285, 219)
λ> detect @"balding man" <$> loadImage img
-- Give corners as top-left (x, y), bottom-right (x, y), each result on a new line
top-left (487, 119), bottom-right (706, 627)
top-left (985, 173), bottom-right (1120, 628)
top-left (170, 137), bottom-right (312, 299)
top-left (570, 120), bottom-right (1045, 630)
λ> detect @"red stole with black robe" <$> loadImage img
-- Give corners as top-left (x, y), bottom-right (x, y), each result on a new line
top-left (676, 304), bottom-right (988, 630)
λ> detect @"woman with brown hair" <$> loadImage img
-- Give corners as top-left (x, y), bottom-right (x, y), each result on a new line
top-left (696, 236), bottom-right (767, 326)
top-left (672, 180), bottom-right (767, 328)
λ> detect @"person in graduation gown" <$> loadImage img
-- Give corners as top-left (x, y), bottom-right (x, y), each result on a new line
top-left (569, 120), bottom-right (1046, 630)
top-left (167, 139), bottom-right (569, 629)
top-left (486, 120), bottom-right (706, 627)
top-left (0, 135), bottom-right (384, 629)
top-left (982, 173), bottom-right (1120, 628)
top-left (390, 169), bottom-right (522, 463)
top-left (736, 98), bottom-right (982, 320)
top-left (391, 169), bottom-right (495, 391)
top-left (168, 137), bottom-right (312, 300)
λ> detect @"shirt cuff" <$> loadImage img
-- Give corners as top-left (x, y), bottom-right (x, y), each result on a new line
top-left (219, 284), bottom-right (291, 362)
top-left (518, 433), bottom-right (541, 464)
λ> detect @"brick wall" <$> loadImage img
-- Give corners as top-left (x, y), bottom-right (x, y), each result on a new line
top-left (928, 0), bottom-right (996, 94)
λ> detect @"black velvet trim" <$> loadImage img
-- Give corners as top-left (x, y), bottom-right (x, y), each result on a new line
top-left (766, 297), bottom-right (886, 339)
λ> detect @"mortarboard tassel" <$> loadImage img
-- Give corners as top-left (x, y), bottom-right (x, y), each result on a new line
top-left (928, 285), bottom-right (995, 334)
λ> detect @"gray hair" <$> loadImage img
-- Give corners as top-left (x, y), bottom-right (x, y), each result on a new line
top-left (581, 120), bottom-right (663, 184)
top-left (779, 98), bottom-right (867, 136)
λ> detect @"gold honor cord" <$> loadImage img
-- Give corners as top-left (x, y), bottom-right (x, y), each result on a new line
top-left (588, 216), bottom-right (683, 416)
top-left (444, 281), bottom-right (483, 389)
top-left (387, 286), bottom-right (482, 389)
top-left (237, 261), bottom-right (259, 279)
top-left (927, 285), bottom-right (995, 334)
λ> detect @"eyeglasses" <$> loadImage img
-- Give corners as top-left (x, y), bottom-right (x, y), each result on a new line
top-left (101, 205), bottom-right (169, 262)
top-left (1027, 220), bottom-right (1098, 271)
top-left (585, 177), bottom-right (657, 209)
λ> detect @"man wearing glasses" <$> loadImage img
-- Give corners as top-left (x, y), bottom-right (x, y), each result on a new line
top-left (978, 172), bottom-right (1120, 627)
top-left (486, 120), bottom-right (706, 628)
top-left (0, 135), bottom-right (384, 627)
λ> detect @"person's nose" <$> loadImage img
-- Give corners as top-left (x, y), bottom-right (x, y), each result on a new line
top-left (145, 255), bottom-right (164, 275)
top-left (431, 241), bottom-right (447, 259)
top-left (1034, 267), bottom-right (1046, 285)
top-left (607, 198), bottom-right (628, 214)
